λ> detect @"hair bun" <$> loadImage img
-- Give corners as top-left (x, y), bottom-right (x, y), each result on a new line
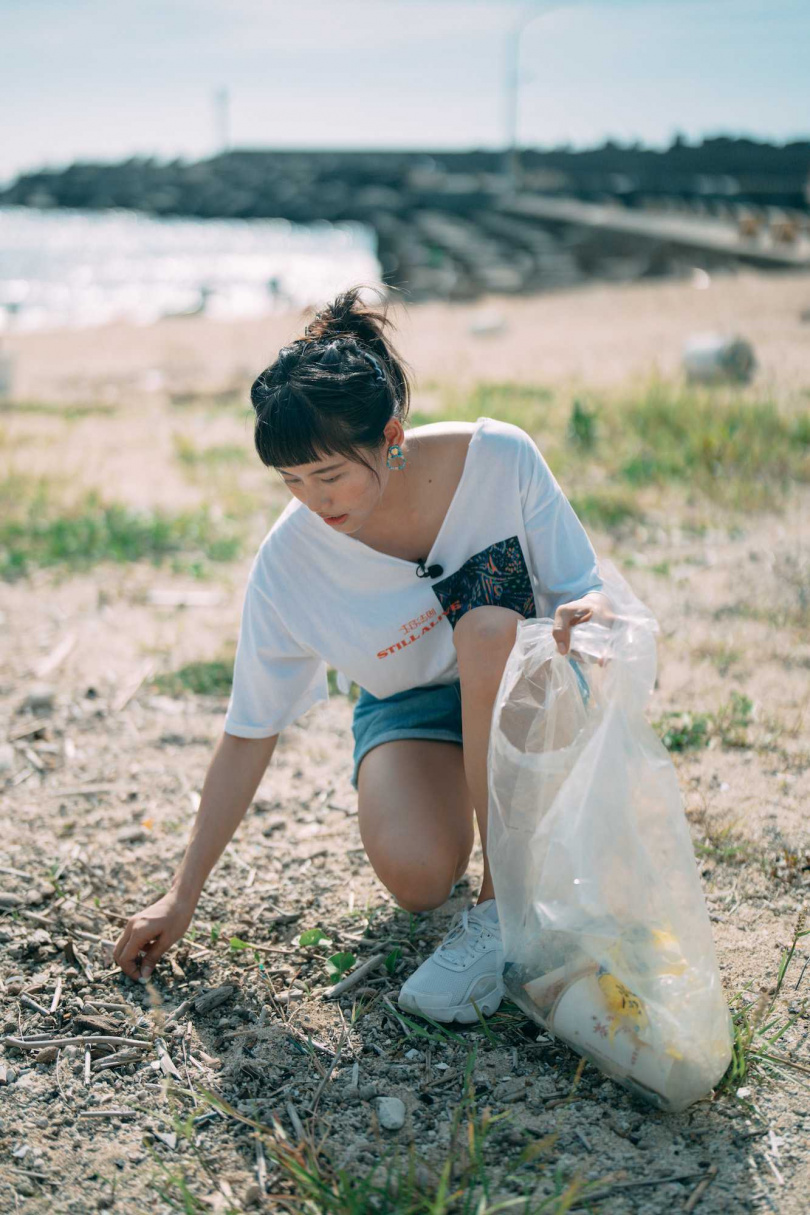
top-left (304, 287), bottom-right (382, 348)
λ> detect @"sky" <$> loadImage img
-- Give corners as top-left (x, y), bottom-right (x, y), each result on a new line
top-left (2, 0), bottom-right (808, 184)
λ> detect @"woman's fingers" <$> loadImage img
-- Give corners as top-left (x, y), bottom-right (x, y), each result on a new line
top-left (112, 923), bottom-right (132, 970)
top-left (116, 921), bottom-right (158, 981)
top-left (553, 605), bottom-right (593, 655)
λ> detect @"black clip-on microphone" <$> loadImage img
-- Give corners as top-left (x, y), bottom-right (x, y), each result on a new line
top-left (415, 558), bottom-right (444, 579)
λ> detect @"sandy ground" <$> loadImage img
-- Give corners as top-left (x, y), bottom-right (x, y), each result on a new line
top-left (1, 270), bottom-right (809, 1214)
top-left (5, 268), bottom-right (810, 406)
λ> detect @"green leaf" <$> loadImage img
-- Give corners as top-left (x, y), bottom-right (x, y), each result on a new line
top-left (298, 927), bottom-right (330, 947)
top-left (326, 951), bottom-right (356, 978)
top-left (228, 936), bottom-right (250, 952)
top-left (383, 947), bottom-right (402, 975)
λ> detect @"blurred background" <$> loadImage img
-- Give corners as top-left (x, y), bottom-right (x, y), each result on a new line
top-left (1, 0), bottom-right (809, 331)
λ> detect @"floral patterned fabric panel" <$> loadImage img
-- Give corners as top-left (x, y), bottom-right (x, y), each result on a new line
top-left (431, 536), bottom-right (536, 629)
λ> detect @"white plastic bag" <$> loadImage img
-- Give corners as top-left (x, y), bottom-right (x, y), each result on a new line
top-left (487, 562), bottom-right (732, 1112)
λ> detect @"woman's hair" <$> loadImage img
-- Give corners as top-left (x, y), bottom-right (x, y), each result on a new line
top-left (251, 286), bottom-right (411, 479)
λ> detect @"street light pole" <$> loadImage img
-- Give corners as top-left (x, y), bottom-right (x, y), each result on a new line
top-left (503, 2), bottom-right (565, 190)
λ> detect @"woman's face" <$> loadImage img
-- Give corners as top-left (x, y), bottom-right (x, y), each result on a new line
top-left (276, 423), bottom-right (402, 533)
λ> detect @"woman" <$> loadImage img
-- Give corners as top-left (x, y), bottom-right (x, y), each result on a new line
top-left (114, 288), bottom-right (608, 1024)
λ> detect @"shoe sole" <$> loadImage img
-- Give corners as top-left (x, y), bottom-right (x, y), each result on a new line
top-left (398, 983), bottom-right (504, 1024)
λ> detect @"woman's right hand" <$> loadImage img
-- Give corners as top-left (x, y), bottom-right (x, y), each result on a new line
top-left (113, 890), bottom-right (196, 982)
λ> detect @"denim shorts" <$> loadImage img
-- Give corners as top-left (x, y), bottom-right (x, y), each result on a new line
top-left (350, 661), bottom-right (590, 789)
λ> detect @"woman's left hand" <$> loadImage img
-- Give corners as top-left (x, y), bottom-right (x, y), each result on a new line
top-left (552, 592), bottom-right (612, 656)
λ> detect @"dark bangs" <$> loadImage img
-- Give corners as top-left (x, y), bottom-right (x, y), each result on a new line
top-left (252, 381), bottom-right (381, 473)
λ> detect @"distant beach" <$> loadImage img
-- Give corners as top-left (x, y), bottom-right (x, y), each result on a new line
top-left (0, 207), bottom-right (381, 332)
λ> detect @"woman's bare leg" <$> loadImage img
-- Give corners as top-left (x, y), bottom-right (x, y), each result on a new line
top-left (453, 605), bottom-right (523, 905)
top-left (356, 738), bottom-right (474, 913)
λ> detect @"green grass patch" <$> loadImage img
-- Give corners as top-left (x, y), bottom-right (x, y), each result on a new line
top-left (433, 377), bottom-right (810, 525)
top-left (613, 382), bottom-right (810, 509)
top-left (152, 662), bottom-right (360, 702)
top-left (152, 658), bottom-right (235, 698)
top-left (656, 710), bottom-right (712, 752)
top-left (432, 381), bottom-right (555, 430)
top-left (693, 821), bottom-right (755, 866)
top-left (172, 434), bottom-right (249, 467)
top-left (693, 641), bottom-right (744, 676)
top-left (724, 911), bottom-right (809, 1093)
top-left (0, 474), bottom-right (242, 580)
top-left (568, 489), bottom-right (643, 531)
top-left (655, 692), bottom-right (754, 752)
top-left (0, 399), bottom-right (118, 419)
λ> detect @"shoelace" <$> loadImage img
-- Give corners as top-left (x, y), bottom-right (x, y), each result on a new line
top-left (436, 908), bottom-right (497, 966)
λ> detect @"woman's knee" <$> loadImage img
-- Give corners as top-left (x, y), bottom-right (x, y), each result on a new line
top-left (355, 739), bottom-right (474, 914)
top-left (453, 606), bottom-right (522, 675)
top-left (373, 853), bottom-right (465, 914)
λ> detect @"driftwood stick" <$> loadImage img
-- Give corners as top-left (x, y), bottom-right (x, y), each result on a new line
top-left (324, 953), bottom-right (385, 1000)
top-left (50, 978), bottom-right (63, 1013)
top-left (164, 998), bottom-right (192, 1025)
top-left (21, 994), bottom-right (52, 1016)
top-left (684, 1165), bottom-right (719, 1214)
top-left (583, 1169), bottom-right (714, 1204)
top-left (4, 1034), bottom-right (151, 1051)
top-left (285, 1101), bottom-right (305, 1141)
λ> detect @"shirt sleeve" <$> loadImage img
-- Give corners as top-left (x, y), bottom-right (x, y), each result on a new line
top-left (224, 564), bottom-right (329, 739)
top-left (517, 428), bottom-right (604, 617)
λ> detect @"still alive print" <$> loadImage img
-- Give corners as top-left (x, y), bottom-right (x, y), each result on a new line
top-left (376, 536), bottom-right (536, 659)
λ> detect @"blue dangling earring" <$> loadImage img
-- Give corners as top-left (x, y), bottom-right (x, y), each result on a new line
top-left (386, 443), bottom-right (407, 471)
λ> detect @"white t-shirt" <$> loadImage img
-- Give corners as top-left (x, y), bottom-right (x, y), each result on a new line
top-left (224, 416), bottom-right (603, 738)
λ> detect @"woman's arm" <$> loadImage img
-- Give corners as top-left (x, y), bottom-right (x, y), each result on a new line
top-left (113, 730), bottom-right (278, 981)
top-left (170, 731), bottom-right (279, 907)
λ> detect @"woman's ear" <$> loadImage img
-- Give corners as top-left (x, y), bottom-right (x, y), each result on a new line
top-left (383, 418), bottom-right (405, 447)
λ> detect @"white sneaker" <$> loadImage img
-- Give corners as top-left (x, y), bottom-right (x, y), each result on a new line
top-left (397, 900), bottom-right (504, 1023)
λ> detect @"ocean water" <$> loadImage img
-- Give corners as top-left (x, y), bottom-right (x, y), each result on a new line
top-left (0, 207), bottom-right (382, 331)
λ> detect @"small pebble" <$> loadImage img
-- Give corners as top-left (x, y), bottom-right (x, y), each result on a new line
top-left (21, 684), bottom-right (56, 715)
top-left (376, 1096), bottom-right (406, 1131)
top-left (358, 1083), bottom-right (378, 1100)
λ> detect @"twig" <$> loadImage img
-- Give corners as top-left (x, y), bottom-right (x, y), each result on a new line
top-left (84, 1047), bottom-right (91, 1086)
top-left (112, 660), bottom-right (154, 714)
top-left (311, 1025), bottom-right (349, 1113)
top-left (286, 1101), bottom-right (305, 1141)
top-left (21, 995), bottom-right (51, 1017)
top-left (582, 1170), bottom-right (713, 1204)
top-left (156, 1039), bottom-right (182, 1080)
top-left (164, 999), bottom-right (192, 1025)
top-left (684, 1164), bottom-right (718, 1213)
top-left (78, 1109), bottom-right (138, 1120)
top-left (50, 978), bottom-right (63, 1014)
top-left (255, 1136), bottom-right (267, 1192)
top-left (0, 866), bottom-right (37, 881)
top-left (7, 722), bottom-right (49, 743)
top-left (45, 783), bottom-right (134, 798)
top-left (54, 1050), bottom-right (72, 1108)
top-left (91, 1049), bottom-right (145, 1073)
top-left (34, 632), bottom-right (76, 679)
top-left (4, 1034), bottom-right (151, 1051)
top-left (324, 953), bottom-right (385, 1000)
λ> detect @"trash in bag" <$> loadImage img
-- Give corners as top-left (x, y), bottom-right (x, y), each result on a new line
top-left (487, 562), bottom-right (732, 1112)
